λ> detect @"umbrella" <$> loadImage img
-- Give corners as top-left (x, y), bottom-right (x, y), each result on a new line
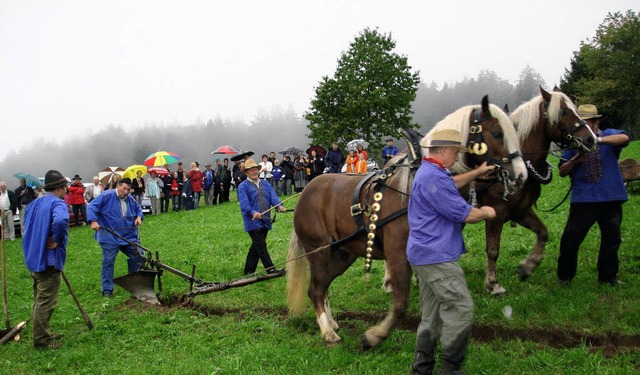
top-left (147, 167), bottom-right (170, 176)
top-left (122, 165), bottom-right (147, 180)
top-left (143, 151), bottom-right (180, 167)
top-left (98, 166), bottom-right (124, 186)
top-left (279, 146), bottom-right (303, 155)
top-left (346, 139), bottom-right (369, 151)
top-left (14, 172), bottom-right (43, 188)
top-left (211, 145), bottom-right (241, 155)
top-left (306, 145), bottom-right (326, 158)
top-left (230, 150), bottom-right (255, 162)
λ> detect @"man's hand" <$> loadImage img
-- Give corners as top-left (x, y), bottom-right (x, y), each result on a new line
top-left (476, 162), bottom-right (496, 176)
top-left (480, 206), bottom-right (497, 220)
top-left (90, 221), bottom-right (100, 231)
top-left (252, 211), bottom-right (262, 221)
top-left (134, 217), bottom-right (142, 227)
top-left (277, 205), bottom-right (287, 213)
top-left (46, 236), bottom-right (57, 249)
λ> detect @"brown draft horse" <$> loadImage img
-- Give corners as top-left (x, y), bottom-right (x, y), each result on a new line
top-left (473, 87), bottom-right (597, 295)
top-left (287, 96), bottom-right (525, 349)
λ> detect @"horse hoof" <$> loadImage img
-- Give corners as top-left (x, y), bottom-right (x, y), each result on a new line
top-left (518, 264), bottom-right (531, 281)
top-left (359, 335), bottom-right (374, 351)
top-left (324, 338), bottom-right (342, 348)
top-left (323, 332), bottom-right (342, 347)
top-left (489, 284), bottom-right (507, 296)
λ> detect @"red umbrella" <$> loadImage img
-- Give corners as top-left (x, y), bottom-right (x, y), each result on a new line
top-left (147, 167), bottom-right (170, 176)
top-left (211, 145), bottom-right (241, 155)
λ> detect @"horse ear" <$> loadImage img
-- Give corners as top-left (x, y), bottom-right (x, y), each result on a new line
top-left (481, 95), bottom-right (490, 114)
top-left (553, 85), bottom-right (561, 92)
top-left (503, 103), bottom-right (510, 114)
top-left (539, 86), bottom-right (551, 101)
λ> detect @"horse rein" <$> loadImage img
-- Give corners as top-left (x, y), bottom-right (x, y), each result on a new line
top-left (542, 100), bottom-right (591, 153)
top-left (466, 108), bottom-right (522, 199)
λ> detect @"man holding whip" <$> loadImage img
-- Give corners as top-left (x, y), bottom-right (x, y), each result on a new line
top-left (237, 158), bottom-right (287, 276)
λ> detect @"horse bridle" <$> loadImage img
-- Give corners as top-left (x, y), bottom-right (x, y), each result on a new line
top-left (542, 100), bottom-right (590, 153)
top-left (468, 108), bottom-right (522, 194)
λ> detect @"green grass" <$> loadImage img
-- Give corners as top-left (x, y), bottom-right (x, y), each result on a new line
top-left (1, 141), bottom-right (640, 374)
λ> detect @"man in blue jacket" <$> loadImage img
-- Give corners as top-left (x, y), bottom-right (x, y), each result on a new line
top-left (22, 170), bottom-right (69, 349)
top-left (238, 158), bottom-right (287, 275)
top-left (557, 104), bottom-right (630, 285)
top-left (324, 142), bottom-right (345, 173)
top-left (87, 178), bottom-right (144, 297)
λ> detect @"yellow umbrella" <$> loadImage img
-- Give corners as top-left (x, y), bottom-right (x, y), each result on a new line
top-left (121, 165), bottom-right (147, 180)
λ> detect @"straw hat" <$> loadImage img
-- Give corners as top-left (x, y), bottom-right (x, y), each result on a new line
top-left (577, 104), bottom-right (602, 119)
top-left (244, 158), bottom-right (261, 172)
top-left (421, 129), bottom-right (467, 151)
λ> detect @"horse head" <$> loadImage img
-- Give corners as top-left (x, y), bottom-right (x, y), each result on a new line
top-left (427, 95), bottom-right (527, 195)
top-left (540, 86), bottom-right (597, 153)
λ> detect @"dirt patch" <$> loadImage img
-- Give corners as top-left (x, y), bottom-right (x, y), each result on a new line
top-left (138, 297), bottom-right (640, 357)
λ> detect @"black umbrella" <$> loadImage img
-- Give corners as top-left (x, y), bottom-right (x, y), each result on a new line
top-left (230, 150), bottom-right (255, 162)
top-left (279, 146), bottom-right (303, 155)
top-left (306, 145), bottom-right (326, 158)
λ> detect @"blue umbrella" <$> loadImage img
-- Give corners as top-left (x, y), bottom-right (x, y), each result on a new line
top-left (14, 172), bottom-right (43, 187)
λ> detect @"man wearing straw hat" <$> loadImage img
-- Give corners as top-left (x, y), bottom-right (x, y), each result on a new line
top-left (22, 170), bottom-right (69, 349)
top-left (407, 129), bottom-right (497, 375)
top-left (557, 104), bottom-right (630, 286)
top-left (237, 158), bottom-right (287, 275)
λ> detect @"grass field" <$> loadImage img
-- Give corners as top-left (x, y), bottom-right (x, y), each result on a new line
top-left (1, 141), bottom-right (639, 374)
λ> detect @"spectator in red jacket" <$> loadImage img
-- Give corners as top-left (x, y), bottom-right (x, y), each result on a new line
top-left (188, 162), bottom-right (203, 209)
top-left (67, 174), bottom-right (86, 226)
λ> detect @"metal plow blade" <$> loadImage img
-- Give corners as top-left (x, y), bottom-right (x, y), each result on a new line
top-left (114, 270), bottom-right (160, 305)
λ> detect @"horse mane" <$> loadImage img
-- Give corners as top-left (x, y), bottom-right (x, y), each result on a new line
top-left (422, 104), bottom-right (520, 173)
top-left (510, 91), bottom-right (577, 141)
top-left (384, 151), bottom-right (413, 205)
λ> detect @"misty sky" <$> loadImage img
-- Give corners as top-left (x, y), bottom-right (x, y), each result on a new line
top-left (1, 0), bottom-right (636, 160)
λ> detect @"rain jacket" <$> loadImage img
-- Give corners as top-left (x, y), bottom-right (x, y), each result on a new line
top-left (68, 182), bottom-right (86, 205)
top-left (86, 189), bottom-right (143, 246)
top-left (22, 193), bottom-right (69, 272)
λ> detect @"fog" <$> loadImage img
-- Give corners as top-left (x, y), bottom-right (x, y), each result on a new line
top-left (0, 67), bottom-right (548, 188)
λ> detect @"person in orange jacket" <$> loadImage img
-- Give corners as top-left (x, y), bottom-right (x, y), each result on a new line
top-left (355, 152), bottom-right (368, 174)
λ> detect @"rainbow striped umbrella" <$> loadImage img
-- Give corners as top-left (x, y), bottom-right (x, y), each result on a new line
top-left (143, 151), bottom-right (180, 167)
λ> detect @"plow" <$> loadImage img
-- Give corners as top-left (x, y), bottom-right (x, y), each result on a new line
top-left (105, 228), bottom-right (286, 305)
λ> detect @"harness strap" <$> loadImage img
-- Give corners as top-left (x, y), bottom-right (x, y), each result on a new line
top-left (350, 172), bottom-right (378, 229)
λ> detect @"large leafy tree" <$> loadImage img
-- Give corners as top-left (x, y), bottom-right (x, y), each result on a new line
top-left (560, 10), bottom-right (640, 133)
top-left (305, 28), bottom-right (421, 157)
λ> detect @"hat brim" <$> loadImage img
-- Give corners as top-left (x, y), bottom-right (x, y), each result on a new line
top-left (44, 179), bottom-right (69, 190)
top-left (580, 114), bottom-right (602, 119)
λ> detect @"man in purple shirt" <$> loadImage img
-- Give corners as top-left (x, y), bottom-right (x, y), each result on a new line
top-left (22, 170), bottom-right (69, 349)
top-left (407, 129), bottom-right (496, 375)
top-left (557, 104), bottom-right (630, 285)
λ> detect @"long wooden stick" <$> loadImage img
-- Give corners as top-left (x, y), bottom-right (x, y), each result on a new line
top-left (257, 193), bottom-right (300, 216)
top-left (1, 219), bottom-right (10, 330)
top-left (61, 271), bottom-right (94, 330)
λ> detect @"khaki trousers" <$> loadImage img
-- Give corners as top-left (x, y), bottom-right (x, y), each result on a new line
top-left (31, 267), bottom-right (62, 347)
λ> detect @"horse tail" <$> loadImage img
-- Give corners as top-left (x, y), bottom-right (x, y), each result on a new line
top-left (287, 230), bottom-right (309, 316)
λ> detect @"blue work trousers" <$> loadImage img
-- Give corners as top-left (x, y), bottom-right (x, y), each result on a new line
top-left (101, 243), bottom-right (143, 293)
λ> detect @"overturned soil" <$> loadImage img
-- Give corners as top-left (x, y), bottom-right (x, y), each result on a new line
top-left (125, 297), bottom-right (640, 357)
